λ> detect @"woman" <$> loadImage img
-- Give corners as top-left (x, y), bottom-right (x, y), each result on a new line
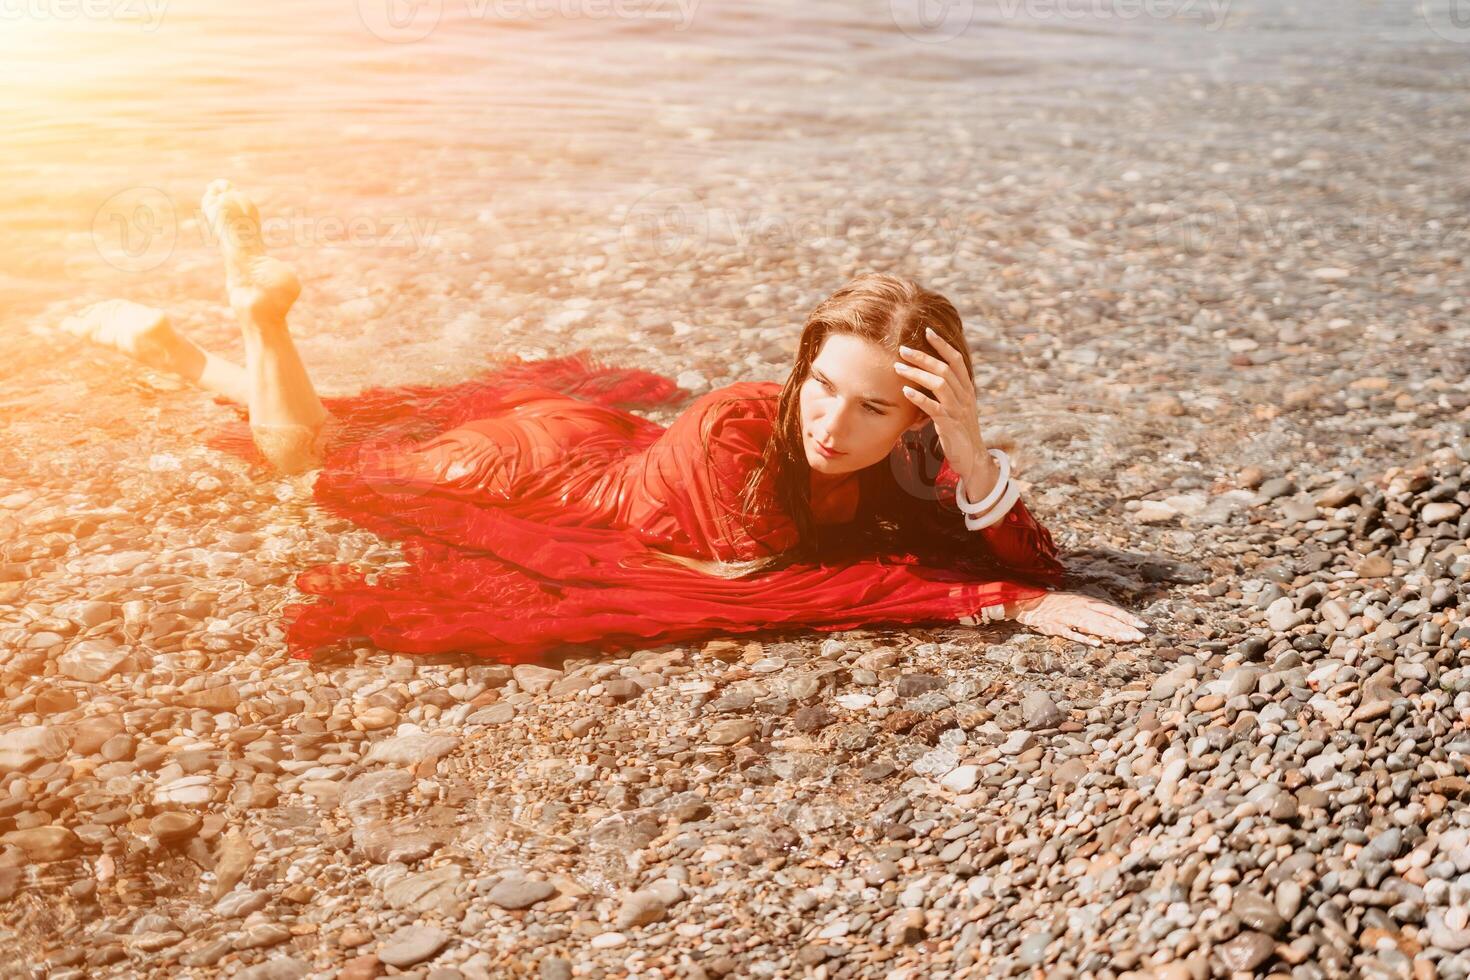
top-left (65, 180), bottom-right (1147, 663)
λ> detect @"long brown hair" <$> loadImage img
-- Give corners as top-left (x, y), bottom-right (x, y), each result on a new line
top-left (650, 271), bottom-right (975, 578)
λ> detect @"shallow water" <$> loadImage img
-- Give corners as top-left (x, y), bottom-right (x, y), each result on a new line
top-left (3, 0), bottom-right (1450, 312)
top-left (5, 0), bottom-right (1149, 308)
top-left (0, 0), bottom-right (1465, 485)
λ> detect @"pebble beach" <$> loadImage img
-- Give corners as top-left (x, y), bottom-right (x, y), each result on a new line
top-left (2, 0), bottom-right (1470, 977)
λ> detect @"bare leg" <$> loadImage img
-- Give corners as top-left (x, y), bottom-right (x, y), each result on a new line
top-left (62, 300), bottom-right (251, 405)
top-left (64, 182), bottom-right (331, 474)
top-left (201, 179), bottom-right (331, 475)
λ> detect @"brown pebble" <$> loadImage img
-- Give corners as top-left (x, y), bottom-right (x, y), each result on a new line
top-left (35, 689), bottom-right (79, 715)
top-left (337, 953), bottom-right (382, 980)
top-left (338, 927), bottom-right (373, 948)
top-left (149, 812), bottom-right (202, 844)
top-left (70, 715), bottom-right (125, 754)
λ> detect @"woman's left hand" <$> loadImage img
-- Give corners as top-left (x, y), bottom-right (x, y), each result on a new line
top-left (1006, 592), bottom-right (1149, 646)
top-left (895, 326), bottom-right (987, 478)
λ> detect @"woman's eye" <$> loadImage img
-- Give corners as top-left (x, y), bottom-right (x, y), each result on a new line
top-left (812, 376), bottom-right (882, 414)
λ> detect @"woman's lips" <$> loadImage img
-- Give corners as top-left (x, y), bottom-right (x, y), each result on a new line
top-left (812, 438), bottom-right (843, 458)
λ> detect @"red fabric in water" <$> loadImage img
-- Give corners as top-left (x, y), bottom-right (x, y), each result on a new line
top-left (207, 352), bottom-right (1066, 664)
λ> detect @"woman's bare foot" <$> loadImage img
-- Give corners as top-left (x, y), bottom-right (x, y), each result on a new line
top-left (201, 179), bottom-right (302, 324)
top-left (61, 299), bottom-right (254, 404)
top-left (201, 179), bottom-right (330, 474)
top-left (61, 300), bottom-right (199, 374)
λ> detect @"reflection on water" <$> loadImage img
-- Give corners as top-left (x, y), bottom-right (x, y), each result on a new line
top-left (0, 0), bottom-right (1456, 368)
top-left (0, 0), bottom-right (1306, 312)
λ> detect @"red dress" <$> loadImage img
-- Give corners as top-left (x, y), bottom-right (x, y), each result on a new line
top-left (209, 352), bottom-right (1065, 664)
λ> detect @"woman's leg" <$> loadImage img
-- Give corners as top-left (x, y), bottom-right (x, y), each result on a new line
top-left (201, 180), bottom-right (331, 474)
top-left (62, 299), bottom-right (251, 405)
top-left (65, 181), bottom-right (332, 475)
top-left (367, 397), bottom-right (629, 501)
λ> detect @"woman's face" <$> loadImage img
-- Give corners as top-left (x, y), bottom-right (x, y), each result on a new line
top-left (799, 332), bottom-right (928, 477)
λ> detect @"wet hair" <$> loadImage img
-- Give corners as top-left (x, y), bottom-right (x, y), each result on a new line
top-left (652, 271), bottom-right (975, 579)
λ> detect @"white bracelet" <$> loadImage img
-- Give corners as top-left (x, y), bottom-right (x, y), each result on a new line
top-left (963, 477), bottom-right (1021, 531)
top-left (954, 448), bottom-right (1010, 516)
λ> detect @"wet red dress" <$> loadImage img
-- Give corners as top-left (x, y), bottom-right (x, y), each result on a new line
top-left (211, 352), bottom-right (1065, 663)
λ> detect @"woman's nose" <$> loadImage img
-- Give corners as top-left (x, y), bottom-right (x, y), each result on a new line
top-left (818, 405), bottom-right (854, 442)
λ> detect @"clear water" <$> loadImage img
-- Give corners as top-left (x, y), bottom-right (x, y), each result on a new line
top-left (0, 0), bottom-right (1461, 470)
top-left (4, 0), bottom-right (1442, 315)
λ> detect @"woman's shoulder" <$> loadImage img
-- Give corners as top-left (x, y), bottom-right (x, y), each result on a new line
top-left (657, 379), bottom-right (781, 469)
top-left (629, 377), bottom-right (793, 560)
top-left (679, 379), bottom-right (781, 427)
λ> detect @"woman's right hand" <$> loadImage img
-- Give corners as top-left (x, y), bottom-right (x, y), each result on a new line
top-left (1004, 592), bottom-right (1147, 646)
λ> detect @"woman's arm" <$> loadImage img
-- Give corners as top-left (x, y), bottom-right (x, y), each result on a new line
top-left (967, 491), bottom-right (1067, 581)
top-left (892, 332), bottom-right (1145, 645)
top-left (929, 459), bottom-right (1067, 585)
top-left (953, 483), bottom-right (1145, 644)
top-left (894, 330), bottom-right (1068, 585)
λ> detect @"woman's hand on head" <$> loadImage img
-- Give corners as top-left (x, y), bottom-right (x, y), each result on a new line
top-left (894, 326), bottom-right (986, 475)
top-left (1004, 592), bottom-right (1148, 647)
